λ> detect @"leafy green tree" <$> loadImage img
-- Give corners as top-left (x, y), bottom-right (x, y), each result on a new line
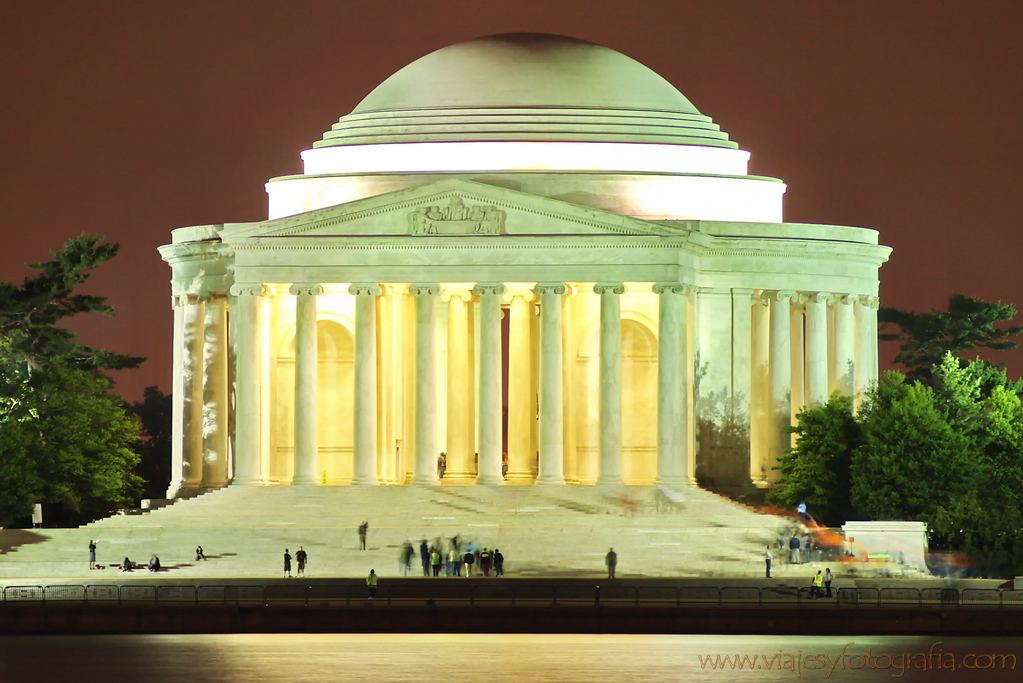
top-left (768, 392), bottom-right (862, 526)
top-left (0, 235), bottom-right (145, 526)
top-left (128, 386), bottom-right (173, 500)
top-left (879, 294), bottom-right (1023, 386)
top-left (0, 364), bottom-right (142, 527)
top-left (851, 372), bottom-right (977, 523)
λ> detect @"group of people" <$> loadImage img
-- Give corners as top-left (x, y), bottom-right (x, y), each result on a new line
top-left (399, 536), bottom-right (504, 577)
top-left (283, 547), bottom-right (309, 577)
top-left (91, 540), bottom-right (212, 573)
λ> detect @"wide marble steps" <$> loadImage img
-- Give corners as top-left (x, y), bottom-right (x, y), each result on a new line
top-left (0, 485), bottom-right (804, 580)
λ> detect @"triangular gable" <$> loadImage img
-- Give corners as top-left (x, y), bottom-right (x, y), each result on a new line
top-left (221, 178), bottom-right (673, 240)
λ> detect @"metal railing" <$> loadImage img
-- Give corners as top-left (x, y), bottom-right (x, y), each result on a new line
top-left (2, 584), bottom-right (1022, 609)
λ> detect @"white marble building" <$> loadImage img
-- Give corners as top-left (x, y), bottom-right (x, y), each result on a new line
top-left (160, 33), bottom-right (891, 498)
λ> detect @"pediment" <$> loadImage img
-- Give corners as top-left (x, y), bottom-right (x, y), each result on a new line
top-left (221, 179), bottom-right (678, 241)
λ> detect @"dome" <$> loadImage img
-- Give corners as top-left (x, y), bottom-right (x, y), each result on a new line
top-left (313, 33), bottom-right (737, 150)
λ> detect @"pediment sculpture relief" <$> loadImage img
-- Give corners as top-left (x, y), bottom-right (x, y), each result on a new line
top-left (409, 197), bottom-right (506, 235)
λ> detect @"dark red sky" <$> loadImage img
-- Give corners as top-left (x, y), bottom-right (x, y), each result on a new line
top-left (3, 0), bottom-right (1022, 401)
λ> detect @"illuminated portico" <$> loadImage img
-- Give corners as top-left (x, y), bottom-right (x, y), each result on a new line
top-left (160, 33), bottom-right (890, 498)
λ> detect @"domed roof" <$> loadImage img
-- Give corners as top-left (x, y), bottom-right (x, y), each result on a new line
top-left (314, 33), bottom-right (737, 150)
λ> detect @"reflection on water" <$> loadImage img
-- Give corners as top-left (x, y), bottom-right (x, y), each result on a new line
top-left (0, 634), bottom-right (1019, 682)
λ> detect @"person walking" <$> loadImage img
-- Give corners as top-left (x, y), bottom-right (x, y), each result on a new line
top-left (420, 540), bottom-right (430, 576)
top-left (605, 547), bottom-right (618, 579)
top-left (810, 570), bottom-right (824, 599)
top-left (296, 547), bottom-right (308, 578)
top-left (283, 549), bottom-right (292, 578)
top-left (88, 540), bottom-right (97, 570)
top-left (824, 567), bottom-right (834, 597)
top-left (494, 549), bottom-right (504, 577)
top-left (765, 546), bottom-right (773, 578)
top-left (463, 550), bottom-right (475, 577)
top-left (367, 569), bottom-right (378, 599)
top-left (358, 521), bottom-right (369, 550)
top-left (400, 542), bottom-right (413, 575)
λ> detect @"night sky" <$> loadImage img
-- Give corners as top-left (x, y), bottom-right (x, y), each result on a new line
top-left (3, 0), bottom-right (1021, 401)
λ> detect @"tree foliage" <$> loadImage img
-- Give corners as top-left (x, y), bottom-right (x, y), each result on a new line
top-left (128, 386), bottom-right (173, 500)
top-left (771, 358), bottom-right (1023, 577)
top-left (768, 393), bottom-right (861, 526)
top-left (0, 235), bottom-right (146, 527)
top-left (879, 294), bottom-right (1023, 385)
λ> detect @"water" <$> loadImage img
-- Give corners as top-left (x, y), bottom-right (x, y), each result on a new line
top-left (0, 634), bottom-right (1019, 682)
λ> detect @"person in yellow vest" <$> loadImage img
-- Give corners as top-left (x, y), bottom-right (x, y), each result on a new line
top-left (810, 570), bottom-right (824, 599)
top-left (367, 569), bottom-right (378, 599)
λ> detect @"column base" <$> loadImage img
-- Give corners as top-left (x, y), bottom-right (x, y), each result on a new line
top-left (596, 476), bottom-right (623, 486)
top-left (291, 477), bottom-right (319, 486)
top-left (352, 476), bottom-right (379, 485)
top-left (411, 475), bottom-right (441, 486)
top-left (231, 476), bottom-right (263, 486)
top-left (655, 477), bottom-right (690, 488)
top-left (536, 475), bottom-right (566, 485)
top-left (476, 474), bottom-right (505, 485)
top-left (504, 473), bottom-right (535, 485)
top-left (440, 473), bottom-right (477, 485)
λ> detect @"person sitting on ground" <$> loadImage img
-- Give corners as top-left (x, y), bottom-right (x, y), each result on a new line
top-left (148, 554), bottom-right (160, 572)
top-left (122, 557), bottom-right (133, 572)
top-left (196, 545), bottom-right (206, 561)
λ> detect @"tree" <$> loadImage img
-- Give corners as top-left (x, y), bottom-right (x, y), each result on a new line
top-left (768, 392), bottom-right (862, 526)
top-left (851, 372), bottom-right (977, 523)
top-left (879, 294), bottom-right (1023, 386)
top-left (0, 233), bottom-right (144, 374)
top-left (0, 364), bottom-right (143, 527)
top-left (129, 386), bottom-right (173, 500)
top-left (0, 235), bottom-right (145, 526)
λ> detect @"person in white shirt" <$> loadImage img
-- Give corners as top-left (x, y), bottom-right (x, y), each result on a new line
top-left (765, 546), bottom-right (773, 578)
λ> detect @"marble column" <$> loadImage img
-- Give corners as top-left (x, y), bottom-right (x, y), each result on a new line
top-left (442, 287), bottom-right (475, 483)
top-left (290, 284), bottom-right (322, 485)
top-left (350, 284), bottom-right (380, 485)
top-left (505, 288), bottom-right (535, 484)
top-left (535, 283), bottom-right (566, 485)
top-left (833, 294), bottom-right (856, 398)
top-left (201, 293), bottom-right (229, 489)
top-left (767, 291), bottom-right (795, 482)
top-left (410, 284), bottom-right (440, 484)
top-left (475, 284), bottom-right (506, 485)
top-left (230, 284), bottom-right (266, 485)
top-left (169, 295), bottom-right (205, 497)
top-left (594, 283), bottom-right (624, 485)
top-left (854, 296), bottom-right (879, 400)
top-left (805, 292), bottom-right (831, 407)
top-left (653, 283), bottom-right (689, 487)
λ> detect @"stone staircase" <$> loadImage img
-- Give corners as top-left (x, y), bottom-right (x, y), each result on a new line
top-left (0, 485), bottom-right (809, 580)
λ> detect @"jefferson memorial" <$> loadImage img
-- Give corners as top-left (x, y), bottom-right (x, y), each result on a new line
top-left (160, 33), bottom-right (891, 499)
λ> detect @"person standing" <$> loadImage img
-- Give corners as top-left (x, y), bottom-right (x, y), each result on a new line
top-left (765, 546), bottom-right (773, 578)
top-left (358, 521), bottom-right (369, 550)
top-left (296, 547), bottom-right (308, 578)
top-left (430, 547), bottom-right (442, 576)
top-left (283, 549), bottom-right (292, 578)
top-left (367, 569), bottom-right (378, 599)
top-left (463, 550), bottom-right (475, 577)
top-left (447, 547), bottom-right (460, 576)
top-left (420, 540), bottom-right (430, 576)
top-left (480, 548), bottom-right (492, 577)
top-left (824, 567), bottom-right (834, 597)
top-left (810, 570), bottom-right (824, 599)
top-left (605, 548), bottom-right (618, 579)
top-left (789, 535), bottom-right (801, 564)
top-left (494, 549), bottom-right (504, 577)
top-left (88, 540), bottom-right (97, 570)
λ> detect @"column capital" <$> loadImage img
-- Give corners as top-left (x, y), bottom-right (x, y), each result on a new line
top-left (441, 288), bottom-right (474, 303)
top-left (593, 282), bottom-right (625, 295)
top-left (652, 282), bottom-right (691, 296)
top-left (533, 282), bottom-right (566, 296)
top-left (857, 295), bottom-right (880, 309)
top-left (763, 289), bottom-right (798, 303)
top-left (801, 291), bottom-right (834, 305)
top-left (409, 283), bottom-right (440, 296)
top-left (289, 283), bottom-right (324, 297)
top-left (833, 293), bottom-right (856, 306)
top-left (349, 283), bottom-right (381, 296)
top-left (473, 283), bottom-right (508, 297)
top-left (230, 283), bottom-right (268, 298)
top-left (503, 287), bottom-right (535, 303)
